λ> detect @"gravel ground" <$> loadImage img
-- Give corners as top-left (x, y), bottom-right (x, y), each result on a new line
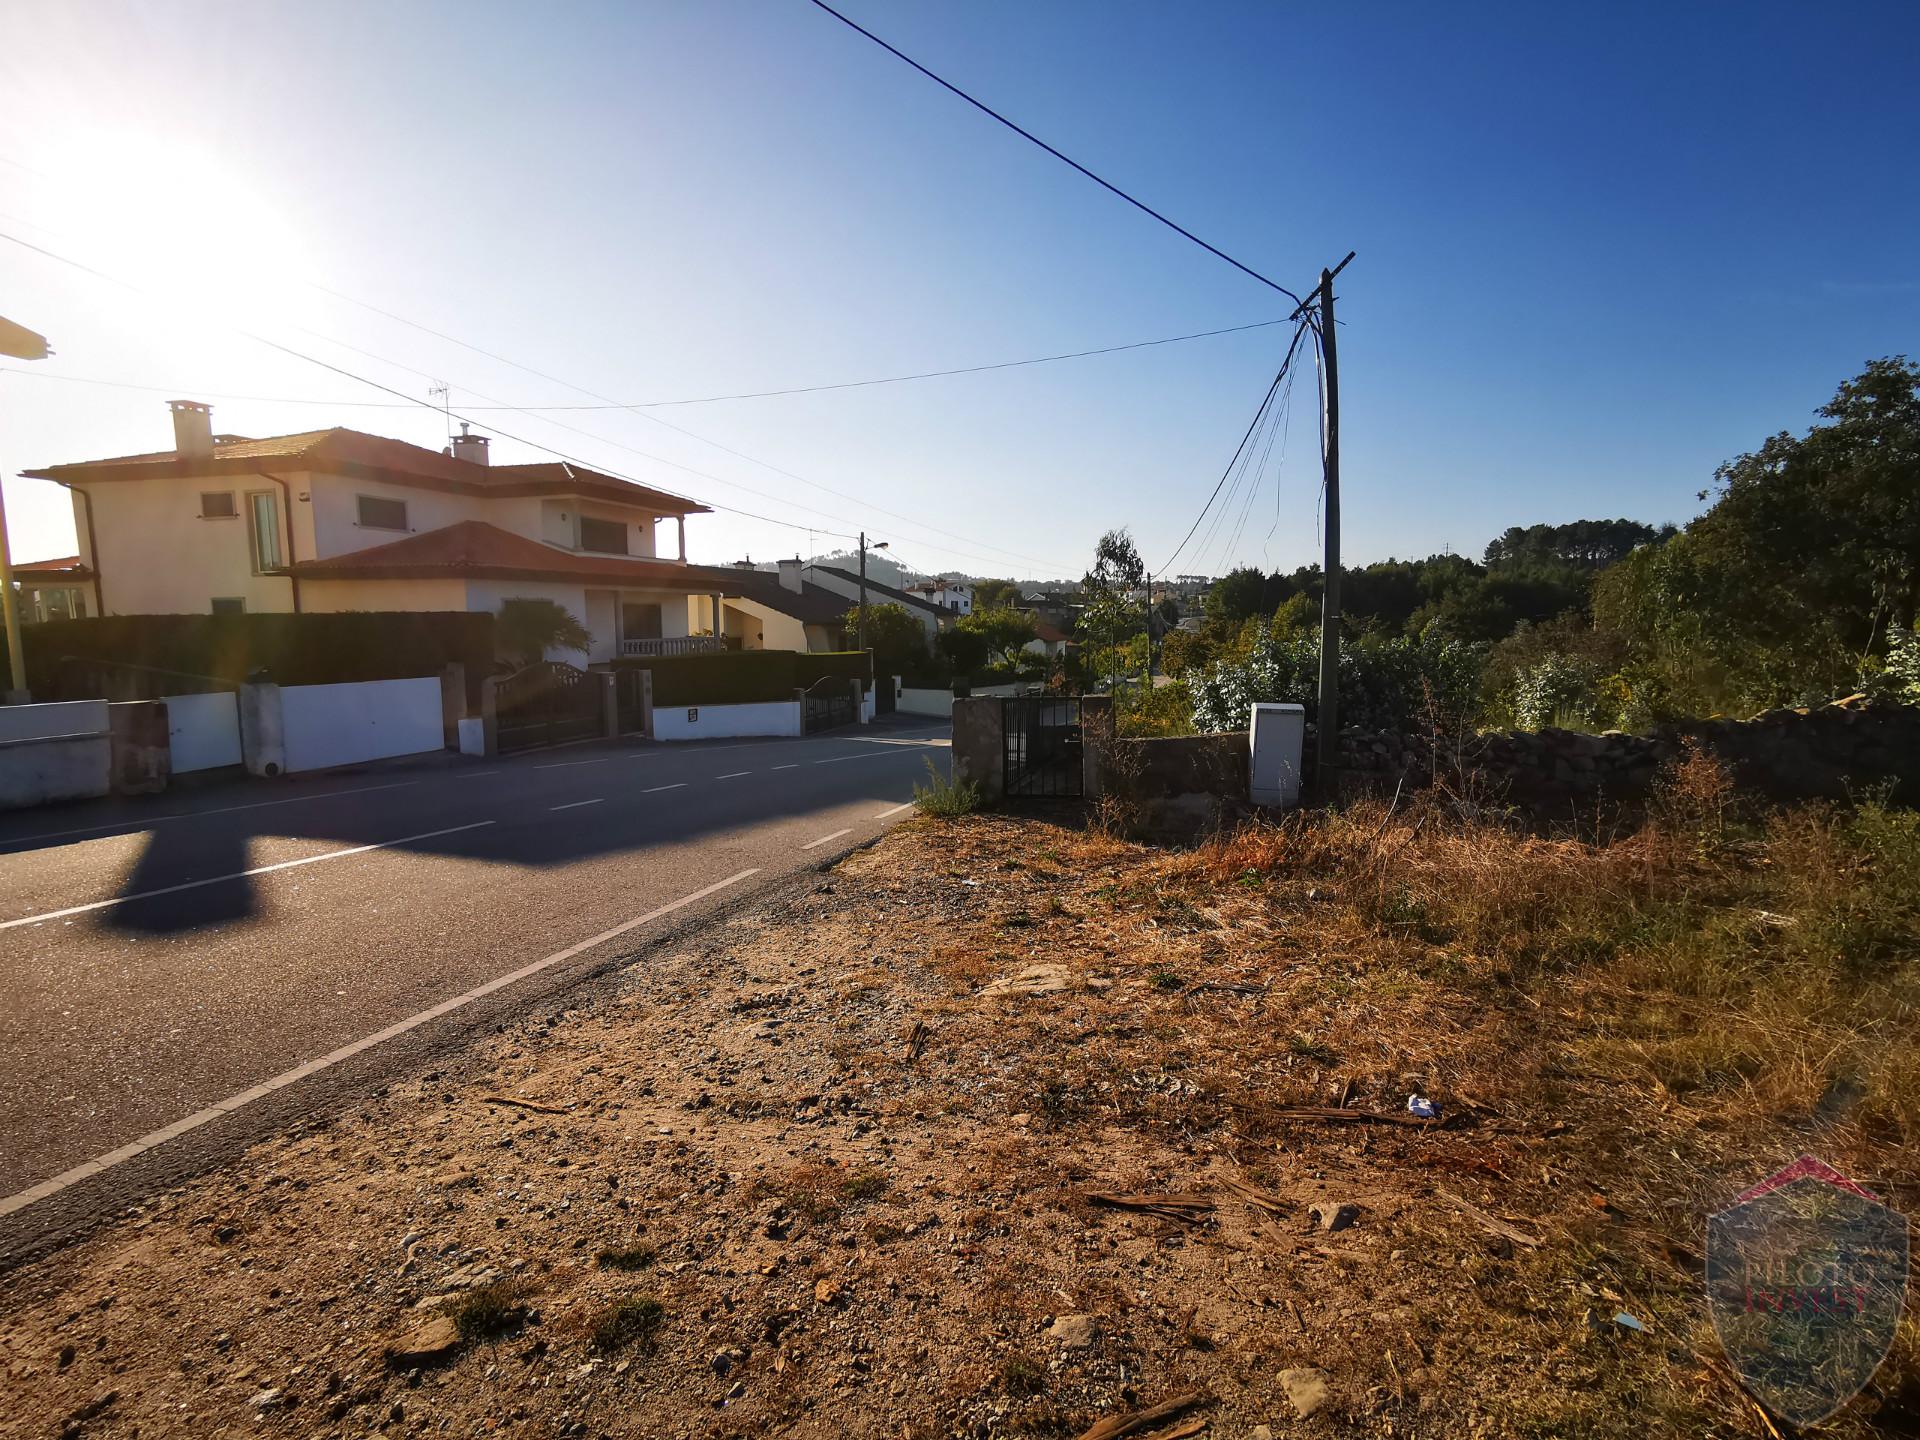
top-left (0, 813), bottom-right (1870, 1438)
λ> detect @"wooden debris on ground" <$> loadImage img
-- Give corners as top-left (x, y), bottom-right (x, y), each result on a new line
top-left (1217, 1173), bottom-right (1289, 1219)
top-left (904, 1019), bottom-right (930, 1061)
top-left (1436, 1187), bottom-right (1543, 1249)
top-left (1075, 1390), bottom-right (1212, 1440)
top-left (1085, 1192), bottom-right (1215, 1225)
top-left (478, 1095), bottom-right (567, 1115)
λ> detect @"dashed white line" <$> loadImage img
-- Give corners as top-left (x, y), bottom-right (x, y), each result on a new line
top-left (534, 757), bottom-right (612, 770)
top-left (875, 801), bottom-right (917, 819)
top-left (715, 771), bottom-right (751, 780)
top-left (801, 827), bottom-right (853, 851)
top-left (0, 867), bottom-right (762, 1219)
top-left (643, 783), bottom-right (688, 794)
top-left (812, 750), bottom-right (905, 765)
top-left (0, 821), bottom-right (497, 932)
top-left (0, 781), bottom-right (419, 848)
top-left (549, 799), bottom-right (604, 812)
top-left (771, 764), bottom-right (798, 771)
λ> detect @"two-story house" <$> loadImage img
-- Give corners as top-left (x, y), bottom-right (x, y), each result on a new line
top-left (903, 579), bottom-right (972, 615)
top-left (23, 401), bottom-right (854, 661)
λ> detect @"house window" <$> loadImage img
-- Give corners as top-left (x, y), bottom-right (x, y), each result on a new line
top-left (200, 491), bottom-right (236, 518)
top-left (210, 597), bottom-right (246, 615)
top-left (356, 494), bottom-right (408, 531)
top-left (621, 602), bottom-right (663, 640)
top-left (580, 516), bottom-right (628, 555)
top-left (247, 491), bottom-right (283, 571)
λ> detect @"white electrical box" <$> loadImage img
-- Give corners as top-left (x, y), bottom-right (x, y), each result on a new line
top-left (1248, 702), bottom-right (1306, 808)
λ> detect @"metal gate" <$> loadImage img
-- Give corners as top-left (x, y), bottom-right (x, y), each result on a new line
top-left (494, 661), bottom-right (602, 754)
top-left (614, 667), bottom-right (651, 736)
top-left (802, 674), bottom-right (856, 734)
top-left (1003, 696), bottom-right (1083, 798)
top-left (874, 677), bottom-right (896, 716)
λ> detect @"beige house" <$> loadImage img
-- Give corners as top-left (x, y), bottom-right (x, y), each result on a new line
top-left (23, 402), bottom-right (852, 661)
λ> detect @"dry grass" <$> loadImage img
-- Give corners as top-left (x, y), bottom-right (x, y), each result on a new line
top-left (839, 751), bottom-right (1920, 1436)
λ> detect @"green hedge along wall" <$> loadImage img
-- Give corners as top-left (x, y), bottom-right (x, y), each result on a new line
top-left (613, 650), bottom-right (872, 707)
top-left (10, 613), bottom-right (496, 705)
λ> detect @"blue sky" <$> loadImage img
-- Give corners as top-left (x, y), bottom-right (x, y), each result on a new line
top-left (2, 1), bottom-right (1914, 581)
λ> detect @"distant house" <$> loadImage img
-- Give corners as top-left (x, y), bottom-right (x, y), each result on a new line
top-left (1023, 618), bottom-right (1075, 661)
top-left (10, 555), bottom-right (93, 623)
top-left (903, 579), bottom-right (972, 616)
top-left (21, 401), bottom-right (851, 661)
top-left (803, 563), bottom-right (949, 639)
top-left (1022, 587), bottom-right (1083, 632)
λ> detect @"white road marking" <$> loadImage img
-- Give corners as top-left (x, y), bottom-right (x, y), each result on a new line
top-left (772, 764), bottom-right (798, 771)
top-left (0, 781), bottom-right (418, 848)
top-left (801, 827), bottom-right (853, 851)
top-left (534, 757), bottom-right (611, 770)
top-left (813, 749), bottom-right (908, 765)
top-left (715, 771), bottom-right (750, 780)
top-left (875, 801), bottom-right (917, 818)
top-left (0, 868), bottom-right (762, 1219)
top-left (643, 783), bottom-right (687, 794)
top-left (549, 799), bottom-right (604, 812)
top-left (0, 821), bottom-right (496, 932)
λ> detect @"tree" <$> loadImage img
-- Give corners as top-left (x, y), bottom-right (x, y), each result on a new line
top-left (1204, 567), bottom-right (1269, 631)
top-left (971, 578), bottom-right (1024, 611)
top-left (936, 627), bottom-right (991, 677)
top-left (847, 602), bottom-right (927, 677)
top-left (496, 597), bottom-right (591, 666)
top-left (957, 606), bottom-right (1037, 665)
top-left (1484, 519), bottom-right (1672, 571)
top-left (1078, 529), bottom-right (1146, 679)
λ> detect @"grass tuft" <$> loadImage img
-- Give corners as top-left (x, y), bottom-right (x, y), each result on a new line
top-left (913, 758), bottom-right (983, 818)
top-left (587, 1296), bottom-right (665, 1353)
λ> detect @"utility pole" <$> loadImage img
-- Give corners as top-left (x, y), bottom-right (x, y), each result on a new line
top-left (1144, 568), bottom-right (1154, 686)
top-left (857, 532), bottom-right (868, 653)
top-left (1314, 264), bottom-right (1343, 792)
top-left (0, 314), bottom-right (53, 702)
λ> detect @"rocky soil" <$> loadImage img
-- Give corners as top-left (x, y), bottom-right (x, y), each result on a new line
top-left (0, 812), bottom-right (1897, 1438)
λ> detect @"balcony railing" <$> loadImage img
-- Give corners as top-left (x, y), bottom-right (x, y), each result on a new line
top-left (620, 636), bottom-right (725, 657)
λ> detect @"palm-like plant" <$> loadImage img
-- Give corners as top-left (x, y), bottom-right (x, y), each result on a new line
top-left (496, 597), bottom-right (592, 667)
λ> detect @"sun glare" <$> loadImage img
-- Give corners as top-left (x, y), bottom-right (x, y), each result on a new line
top-left (29, 129), bottom-right (320, 333)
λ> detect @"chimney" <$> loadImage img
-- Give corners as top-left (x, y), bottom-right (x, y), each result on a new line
top-left (168, 400), bottom-right (213, 460)
top-left (449, 422), bottom-right (490, 466)
top-left (777, 556), bottom-right (804, 594)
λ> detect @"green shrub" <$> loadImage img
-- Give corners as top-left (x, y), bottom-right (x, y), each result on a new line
top-left (912, 758), bottom-right (981, 817)
top-left (1190, 625), bottom-right (1484, 734)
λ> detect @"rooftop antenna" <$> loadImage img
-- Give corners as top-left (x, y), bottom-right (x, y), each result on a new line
top-left (429, 382), bottom-right (450, 438)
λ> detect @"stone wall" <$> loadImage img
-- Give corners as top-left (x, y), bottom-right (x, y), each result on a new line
top-left (1318, 694), bottom-right (1918, 810)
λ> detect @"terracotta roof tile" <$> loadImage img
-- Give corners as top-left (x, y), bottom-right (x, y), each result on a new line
top-left (288, 521), bottom-right (735, 588)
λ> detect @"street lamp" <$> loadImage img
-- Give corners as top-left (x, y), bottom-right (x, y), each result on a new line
top-left (0, 314), bottom-right (52, 701)
top-left (857, 533), bottom-right (889, 654)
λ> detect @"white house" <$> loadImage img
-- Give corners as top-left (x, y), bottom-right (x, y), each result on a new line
top-left (802, 562), bottom-right (949, 639)
top-left (23, 401), bottom-right (853, 661)
top-left (903, 579), bottom-right (972, 615)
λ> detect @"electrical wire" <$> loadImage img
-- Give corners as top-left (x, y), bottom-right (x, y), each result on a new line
top-left (806, 0), bottom-right (1303, 306)
top-left (1155, 316), bottom-right (1311, 575)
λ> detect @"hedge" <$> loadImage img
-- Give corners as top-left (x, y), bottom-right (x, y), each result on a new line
top-left (11, 613), bottom-right (496, 705)
top-left (613, 650), bottom-right (872, 707)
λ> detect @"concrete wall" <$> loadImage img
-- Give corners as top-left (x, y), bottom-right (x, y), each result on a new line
top-left (716, 595), bottom-right (812, 652)
top-left (650, 700), bottom-right (802, 741)
top-left (69, 473), bottom-right (302, 614)
top-left (0, 699), bottom-right (111, 809)
top-left (163, 691), bottom-right (243, 772)
top-left (278, 677), bottom-right (445, 772)
top-left (950, 696), bottom-right (1004, 796)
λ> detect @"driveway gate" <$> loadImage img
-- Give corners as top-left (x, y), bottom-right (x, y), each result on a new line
top-left (1003, 696), bottom-right (1083, 798)
top-left (494, 661), bottom-right (602, 754)
top-left (802, 674), bottom-right (856, 734)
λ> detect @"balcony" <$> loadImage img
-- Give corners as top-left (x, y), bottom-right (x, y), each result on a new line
top-left (619, 636), bottom-right (725, 657)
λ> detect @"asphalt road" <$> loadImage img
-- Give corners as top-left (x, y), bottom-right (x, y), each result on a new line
top-left (0, 718), bottom-right (949, 1233)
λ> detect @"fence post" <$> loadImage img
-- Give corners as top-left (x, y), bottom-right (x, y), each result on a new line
top-left (599, 670), bottom-right (618, 739)
top-left (237, 681), bottom-right (286, 778)
top-left (439, 662), bottom-right (466, 749)
top-left (480, 675), bottom-right (501, 758)
top-left (109, 699), bottom-right (170, 795)
top-left (852, 677), bottom-right (867, 725)
top-left (641, 670), bottom-right (654, 739)
top-left (950, 696), bottom-right (1005, 799)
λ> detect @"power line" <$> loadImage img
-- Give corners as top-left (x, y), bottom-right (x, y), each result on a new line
top-left (0, 229), bottom-right (858, 543)
top-left (1156, 317), bottom-right (1312, 575)
top-left (806, 0), bottom-right (1303, 307)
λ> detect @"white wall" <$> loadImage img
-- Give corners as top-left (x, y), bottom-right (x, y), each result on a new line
top-left (462, 579), bottom-right (594, 665)
top-left (164, 691), bottom-right (243, 772)
top-left (898, 683), bottom-right (1022, 719)
top-left (0, 700), bottom-right (111, 808)
top-left (279, 677), bottom-right (445, 772)
top-left (309, 471), bottom-right (472, 560)
top-left (300, 577), bottom-right (470, 614)
top-left (70, 473), bottom-right (299, 614)
top-left (651, 701), bottom-right (802, 740)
